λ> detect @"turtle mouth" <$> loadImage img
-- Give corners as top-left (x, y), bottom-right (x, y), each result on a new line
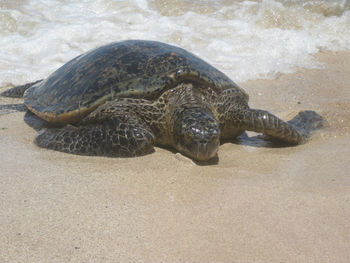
top-left (182, 139), bottom-right (220, 161)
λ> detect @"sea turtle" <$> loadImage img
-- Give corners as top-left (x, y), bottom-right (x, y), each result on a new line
top-left (0, 40), bottom-right (323, 161)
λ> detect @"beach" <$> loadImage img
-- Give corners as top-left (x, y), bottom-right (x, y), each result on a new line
top-left (1, 51), bottom-right (349, 262)
top-left (1, 0), bottom-right (350, 261)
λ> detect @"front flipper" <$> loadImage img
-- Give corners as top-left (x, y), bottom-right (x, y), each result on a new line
top-left (287, 110), bottom-right (323, 133)
top-left (35, 116), bottom-right (155, 157)
top-left (239, 109), bottom-right (323, 144)
top-left (0, 80), bottom-right (43, 98)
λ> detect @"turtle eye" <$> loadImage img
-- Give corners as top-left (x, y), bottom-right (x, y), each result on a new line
top-left (212, 128), bottom-right (219, 136)
top-left (191, 127), bottom-right (201, 134)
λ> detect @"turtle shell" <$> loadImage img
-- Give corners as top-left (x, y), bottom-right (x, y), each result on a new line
top-left (24, 40), bottom-right (247, 124)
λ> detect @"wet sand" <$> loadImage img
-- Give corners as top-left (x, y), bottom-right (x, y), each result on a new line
top-left (0, 51), bottom-right (349, 262)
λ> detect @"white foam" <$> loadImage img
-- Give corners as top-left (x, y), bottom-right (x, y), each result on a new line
top-left (0, 0), bottom-right (349, 86)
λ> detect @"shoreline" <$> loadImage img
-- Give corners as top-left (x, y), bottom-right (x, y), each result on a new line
top-left (1, 50), bottom-right (349, 262)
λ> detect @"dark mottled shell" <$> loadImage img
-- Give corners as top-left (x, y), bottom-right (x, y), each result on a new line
top-left (24, 40), bottom-right (247, 124)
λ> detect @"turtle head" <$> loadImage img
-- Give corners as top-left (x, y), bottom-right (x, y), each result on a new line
top-left (173, 110), bottom-right (220, 161)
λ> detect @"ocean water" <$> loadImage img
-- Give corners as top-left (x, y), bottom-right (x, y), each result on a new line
top-left (0, 0), bottom-right (349, 86)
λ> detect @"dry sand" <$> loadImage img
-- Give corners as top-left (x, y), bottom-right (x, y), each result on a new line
top-left (0, 51), bottom-right (349, 262)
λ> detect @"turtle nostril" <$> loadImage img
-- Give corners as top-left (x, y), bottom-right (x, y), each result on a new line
top-left (199, 140), bottom-right (208, 145)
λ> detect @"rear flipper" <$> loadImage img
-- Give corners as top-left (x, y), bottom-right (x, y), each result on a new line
top-left (35, 116), bottom-right (155, 157)
top-left (0, 103), bottom-right (27, 116)
top-left (0, 79), bottom-right (43, 98)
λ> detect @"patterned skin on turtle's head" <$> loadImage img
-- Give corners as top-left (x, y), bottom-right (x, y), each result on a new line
top-left (173, 109), bottom-right (220, 161)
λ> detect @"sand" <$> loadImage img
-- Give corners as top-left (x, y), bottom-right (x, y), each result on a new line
top-left (0, 51), bottom-right (349, 262)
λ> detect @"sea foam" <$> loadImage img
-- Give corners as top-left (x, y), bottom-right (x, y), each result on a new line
top-left (0, 0), bottom-right (349, 86)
